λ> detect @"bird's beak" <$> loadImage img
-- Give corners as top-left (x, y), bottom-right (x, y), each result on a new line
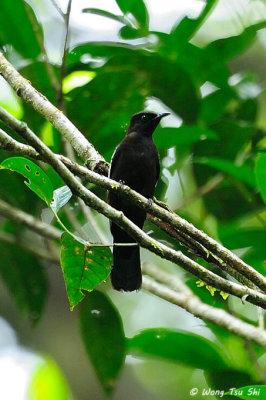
top-left (155, 112), bottom-right (170, 120)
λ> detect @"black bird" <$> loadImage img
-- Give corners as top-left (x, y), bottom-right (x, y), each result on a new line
top-left (108, 111), bottom-right (170, 291)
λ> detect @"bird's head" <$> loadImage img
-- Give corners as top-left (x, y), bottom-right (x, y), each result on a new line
top-left (127, 111), bottom-right (170, 136)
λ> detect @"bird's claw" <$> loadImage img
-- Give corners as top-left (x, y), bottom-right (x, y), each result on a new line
top-left (147, 198), bottom-right (153, 209)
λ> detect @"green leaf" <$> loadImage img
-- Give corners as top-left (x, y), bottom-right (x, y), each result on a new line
top-left (82, 8), bottom-right (126, 24)
top-left (127, 328), bottom-right (228, 371)
top-left (195, 157), bottom-right (256, 187)
top-left (205, 369), bottom-right (257, 397)
top-left (79, 291), bottom-right (125, 396)
top-left (205, 22), bottom-right (266, 62)
top-left (1, 157), bottom-right (54, 205)
top-left (225, 385), bottom-right (266, 399)
top-left (60, 233), bottom-right (112, 310)
top-left (0, 242), bottom-right (47, 323)
top-left (119, 25), bottom-right (146, 39)
top-left (172, 0), bottom-right (218, 43)
top-left (28, 356), bottom-right (70, 400)
top-left (51, 186), bottom-right (72, 213)
top-left (255, 153), bottom-right (266, 205)
top-left (115, 0), bottom-right (149, 29)
top-left (0, 0), bottom-right (41, 59)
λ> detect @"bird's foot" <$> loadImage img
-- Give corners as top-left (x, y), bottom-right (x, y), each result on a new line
top-left (119, 179), bottom-right (126, 186)
top-left (147, 198), bottom-right (153, 209)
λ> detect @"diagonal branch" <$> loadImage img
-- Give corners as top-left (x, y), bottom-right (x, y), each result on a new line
top-left (0, 116), bottom-right (265, 293)
top-left (142, 276), bottom-right (266, 347)
top-left (4, 117), bottom-right (265, 309)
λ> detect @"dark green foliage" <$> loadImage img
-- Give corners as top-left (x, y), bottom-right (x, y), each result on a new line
top-left (79, 291), bottom-right (126, 396)
top-left (0, 241), bottom-right (47, 323)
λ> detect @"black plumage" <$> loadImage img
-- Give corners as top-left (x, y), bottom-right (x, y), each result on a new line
top-left (108, 111), bottom-right (170, 291)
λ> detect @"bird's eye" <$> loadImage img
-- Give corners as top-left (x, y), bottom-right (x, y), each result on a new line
top-left (141, 114), bottom-right (147, 121)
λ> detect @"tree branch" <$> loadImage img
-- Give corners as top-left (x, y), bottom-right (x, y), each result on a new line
top-left (142, 276), bottom-right (266, 347)
top-left (3, 117), bottom-right (265, 309)
top-left (0, 117), bottom-right (265, 295)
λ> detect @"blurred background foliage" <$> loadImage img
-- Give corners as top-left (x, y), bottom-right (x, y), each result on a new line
top-left (0, 0), bottom-right (266, 399)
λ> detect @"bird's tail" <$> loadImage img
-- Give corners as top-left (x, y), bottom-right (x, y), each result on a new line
top-left (111, 244), bottom-right (142, 292)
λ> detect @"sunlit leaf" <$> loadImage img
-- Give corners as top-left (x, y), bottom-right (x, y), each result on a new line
top-left (60, 233), bottom-right (112, 310)
top-left (1, 157), bottom-right (54, 205)
top-left (80, 291), bottom-right (125, 396)
top-left (28, 357), bottom-right (70, 400)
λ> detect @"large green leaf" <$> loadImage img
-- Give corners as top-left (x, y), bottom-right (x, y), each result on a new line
top-left (195, 157), bottom-right (256, 188)
top-left (127, 328), bottom-right (228, 371)
top-left (0, 0), bottom-right (41, 59)
top-left (60, 233), bottom-right (112, 310)
top-left (0, 242), bottom-right (47, 323)
top-left (80, 291), bottom-right (125, 396)
top-left (1, 157), bottom-right (54, 205)
top-left (255, 153), bottom-right (266, 205)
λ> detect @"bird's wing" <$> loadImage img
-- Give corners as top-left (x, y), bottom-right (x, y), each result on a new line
top-left (156, 154), bottom-right (160, 183)
top-left (108, 144), bottom-right (121, 178)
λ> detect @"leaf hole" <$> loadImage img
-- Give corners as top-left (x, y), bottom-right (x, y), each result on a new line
top-left (25, 164), bottom-right (31, 171)
top-left (35, 171), bottom-right (40, 176)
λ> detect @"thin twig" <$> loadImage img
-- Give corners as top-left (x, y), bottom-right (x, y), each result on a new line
top-left (23, 0), bottom-right (60, 93)
top-left (0, 198), bottom-right (61, 240)
top-left (50, 0), bottom-right (65, 19)
top-left (176, 173), bottom-right (224, 211)
top-left (0, 231), bottom-right (59, 263)
top-left (58, 0), bottom-right (72, 109)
